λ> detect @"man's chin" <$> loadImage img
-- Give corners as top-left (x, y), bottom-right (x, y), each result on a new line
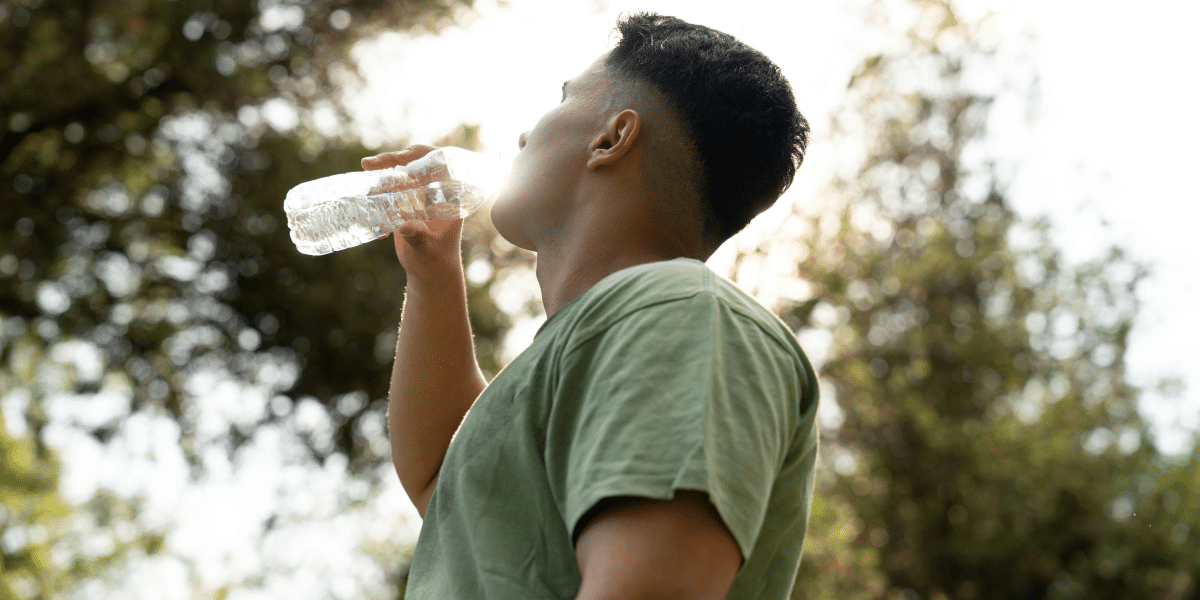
top-left (501, 232), bottom-right (536, 253)
top-left (489, 200), bottom-right (537, 252)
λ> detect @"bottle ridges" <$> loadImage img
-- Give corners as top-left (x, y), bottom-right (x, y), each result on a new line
top-left (287, 184), bottom-right (485, 256)
top-left (283, 146), bottom-right (500, 255)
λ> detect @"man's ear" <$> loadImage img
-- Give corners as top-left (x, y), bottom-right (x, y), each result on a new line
top-left (587, 109), bottom-right (642, 169)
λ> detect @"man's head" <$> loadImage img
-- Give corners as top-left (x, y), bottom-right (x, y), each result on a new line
top-left (606, 13), bottom-right (809, 250)
top-left (490, 12), bottom-right (808, 257)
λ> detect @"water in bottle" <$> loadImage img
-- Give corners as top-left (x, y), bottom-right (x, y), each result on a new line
top-left (284, 147), bottom-right (503, 255)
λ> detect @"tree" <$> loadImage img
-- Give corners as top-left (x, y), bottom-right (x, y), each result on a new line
top-left (1, 0), bottom-right (525, 595)
top-left (738, 1), bottom-right (1200, 597)
top-left (0, 410), bottom-right (66, 599)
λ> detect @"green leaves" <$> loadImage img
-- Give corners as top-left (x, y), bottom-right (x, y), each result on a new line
top-left (766, 3), bottom-right (1200, 598)
top-left (3, 0), bottom-right (492, 594)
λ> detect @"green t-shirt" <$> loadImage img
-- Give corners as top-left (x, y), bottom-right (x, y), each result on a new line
top-left (405, 258), bottom-right (819, 599)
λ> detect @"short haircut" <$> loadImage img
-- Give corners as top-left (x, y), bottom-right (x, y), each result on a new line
top-left (606, 12), bottom-right (810, 246)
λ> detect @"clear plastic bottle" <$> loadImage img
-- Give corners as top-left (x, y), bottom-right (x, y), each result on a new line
top-left (284, 147), bottom-right (503, 255)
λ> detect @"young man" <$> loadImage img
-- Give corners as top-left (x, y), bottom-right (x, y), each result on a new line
top-left (362, 13), bottom-right (818, 600)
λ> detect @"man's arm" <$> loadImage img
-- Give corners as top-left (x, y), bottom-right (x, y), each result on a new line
top-left (573, 491), bottom-right (742, 600)
top-left (363, 146), bottom-right (487, 517)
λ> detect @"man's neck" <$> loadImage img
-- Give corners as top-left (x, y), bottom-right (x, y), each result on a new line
top-left (532, 186), bottom-right (708, 316)
top-left (534, 238), bottom-right (687, 316)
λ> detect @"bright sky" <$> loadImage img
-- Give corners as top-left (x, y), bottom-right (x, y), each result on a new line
top-left (352, 0), bottom-right (1200, 453)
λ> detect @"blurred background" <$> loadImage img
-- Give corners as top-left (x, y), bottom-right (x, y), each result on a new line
top-left (2, 0), bottom-right (1197, 598)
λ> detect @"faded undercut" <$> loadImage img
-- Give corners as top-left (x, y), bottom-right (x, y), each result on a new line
top-left (606, 12), bottom-right (810, 248)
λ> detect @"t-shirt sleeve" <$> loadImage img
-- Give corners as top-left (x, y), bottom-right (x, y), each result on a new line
top-left (545, 292), bottom-right (804, 560)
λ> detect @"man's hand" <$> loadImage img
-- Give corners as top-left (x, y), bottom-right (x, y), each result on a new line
top-left (362, 145), bottom-right (464, 285)
top-left (574, 490), bottom-right (741, 600)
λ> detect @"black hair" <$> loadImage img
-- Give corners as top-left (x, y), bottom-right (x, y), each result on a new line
top-left (606, 12), bottom-right (809, 245)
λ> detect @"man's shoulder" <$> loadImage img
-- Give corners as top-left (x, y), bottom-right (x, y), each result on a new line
top-left (564, 258), bottom-right (799, 353)
top-left (588, 257), bottom-right (713, 304)
top-left (581, 257), bottom-right (750, 306)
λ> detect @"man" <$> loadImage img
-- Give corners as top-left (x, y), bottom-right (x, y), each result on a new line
top-left (362, 12), bottom-right (818, 600)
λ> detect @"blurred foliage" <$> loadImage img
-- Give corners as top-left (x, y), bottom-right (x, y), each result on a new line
top-left (0, 413), bottom-right (64, 599)
top-left (0, 0), bottom-right (535, 595)
top-left (756, 1), bottom-right (1200, 598)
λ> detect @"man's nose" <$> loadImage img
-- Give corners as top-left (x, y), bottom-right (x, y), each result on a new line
top-left (518, 131), bottom-right (529, 150)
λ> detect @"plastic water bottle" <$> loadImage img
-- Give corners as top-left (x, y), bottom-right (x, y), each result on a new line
top-left (284, 147), bottom-right (503, 256)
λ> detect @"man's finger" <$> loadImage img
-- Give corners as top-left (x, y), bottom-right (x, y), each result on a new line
top-left (361, 145), bottom-right (438, 171)
top-left (361, 153), bottom-right (407, 170)
top-left (395, 220), bottom-right (432, 239)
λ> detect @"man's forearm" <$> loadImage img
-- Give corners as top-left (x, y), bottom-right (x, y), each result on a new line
top-left (388, 270), bottom-right (486, 517)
